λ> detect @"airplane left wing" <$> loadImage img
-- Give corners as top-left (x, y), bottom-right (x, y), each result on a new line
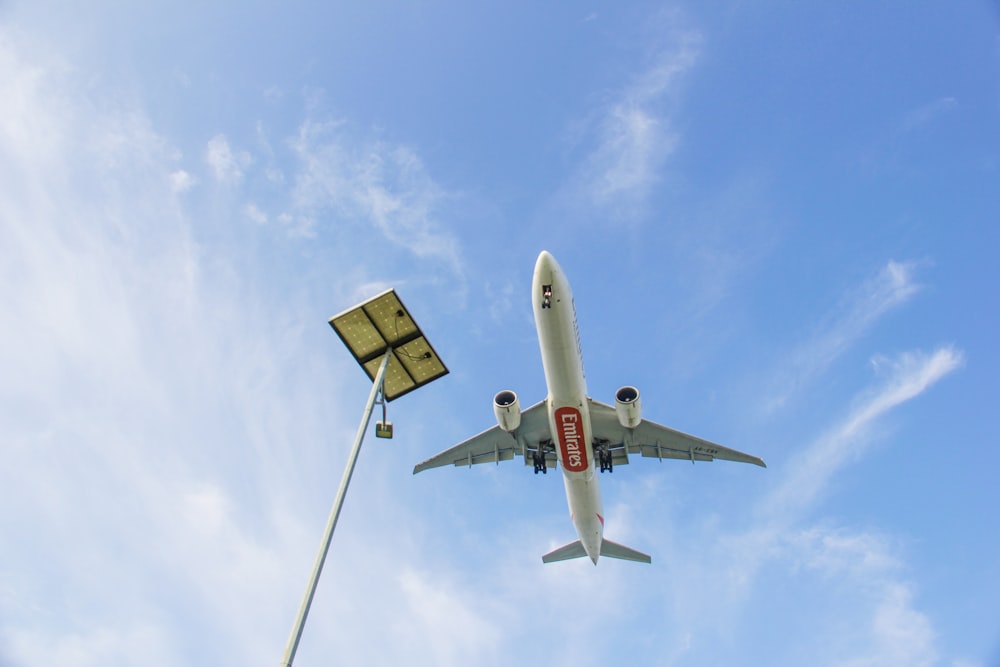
top-left (588, 399), bottom-right (766, 468)
top-left (413, 400), bottom-right (554, 473)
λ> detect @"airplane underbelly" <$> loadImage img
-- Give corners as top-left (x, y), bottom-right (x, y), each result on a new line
top-left (565, 477), bottom-right (604, 547)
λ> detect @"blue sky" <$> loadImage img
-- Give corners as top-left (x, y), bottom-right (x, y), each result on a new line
top-left (1, 2), bottom-right (997, 665)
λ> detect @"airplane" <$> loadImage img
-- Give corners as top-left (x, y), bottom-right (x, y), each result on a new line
top-left (413, 251), bottom-right (765, 565)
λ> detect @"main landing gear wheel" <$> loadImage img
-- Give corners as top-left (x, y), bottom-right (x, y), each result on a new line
top-left (598, 448), bottom-right (613, 473)
top-left (532, 450), bottom-right (548, 474)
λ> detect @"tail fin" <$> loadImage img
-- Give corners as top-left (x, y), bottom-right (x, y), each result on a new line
top-left (600, 539), bottom-right (651, 563)
top-left (541, 538), bottom-right (652, 564)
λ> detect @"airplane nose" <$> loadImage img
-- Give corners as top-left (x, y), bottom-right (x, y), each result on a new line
top-left (534, 250), bottom-right (562, 284)
top-left (535, 250), bottom-right (555, 275)
top-left (534, 251), bottom-right (560, 309)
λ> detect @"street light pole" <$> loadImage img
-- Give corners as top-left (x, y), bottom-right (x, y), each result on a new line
top-left (279, 347), bottom-right (392, 667)
top-left (279, 288), bottom-right (447, 665)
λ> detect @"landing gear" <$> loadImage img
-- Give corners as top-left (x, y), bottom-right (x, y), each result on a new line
top-left (541, 284), bottom-right (552, 309)
top-left (532, 449), bottom-right (548, 474)
top-left (598, 447), bottom-right (613, 473)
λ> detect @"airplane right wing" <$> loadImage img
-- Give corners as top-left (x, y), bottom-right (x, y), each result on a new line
top-left (413, 400), bottom-right (555, 473)
top-left (588, 399), bottom-right (766, 468)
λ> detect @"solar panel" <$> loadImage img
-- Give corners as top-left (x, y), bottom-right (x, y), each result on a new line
top-left (328, 289), bottom-right (448, 401)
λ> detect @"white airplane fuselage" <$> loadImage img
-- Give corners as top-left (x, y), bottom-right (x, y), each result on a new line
top-left (532, 251), bottom-right (604, 563)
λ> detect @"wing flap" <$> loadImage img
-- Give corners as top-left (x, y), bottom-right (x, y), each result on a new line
top-left (413, 445), bottom-right (518, 473)
top-left (632, 444), bottom-right (714, 463)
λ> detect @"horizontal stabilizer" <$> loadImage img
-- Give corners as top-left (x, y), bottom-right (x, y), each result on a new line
top-left (600, 538), bottom-right (651, 563)
top-left (542, 540), bottom-right (587, 563)
top-left (541, 538), bottom-right (652, 564)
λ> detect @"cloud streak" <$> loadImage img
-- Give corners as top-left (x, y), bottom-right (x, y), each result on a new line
top-left (568, 26), bottom-right (701, 220)
top-left (762, 345), bottom-right (963, 523)
top-left (764, 259), bottom-right (924, 413)
top-left (900, 97), bottom-right (958, 134)
top-left (287, 118), bottom-right (462, 272)
top-left (205, 134), bottom-right (252, 184)
top-left (0, 29), bottom-right (477, 667)
top-left (785, 528), bottom-right (939, 667)
top-left (0, 32), bottom-right (331, 667)
top-left (651, 345), bottom-right (962, 665)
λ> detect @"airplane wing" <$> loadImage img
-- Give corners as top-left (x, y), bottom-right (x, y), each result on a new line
top-left (587, 399), bottom-right (766, 468)
top-left (413, 400), bottom-right (555, 473)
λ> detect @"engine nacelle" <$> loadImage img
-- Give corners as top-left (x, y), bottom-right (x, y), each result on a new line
top-left (614, 386), bottom-right (642, 429)
top-left (494, 390), bottom-right (522, 432)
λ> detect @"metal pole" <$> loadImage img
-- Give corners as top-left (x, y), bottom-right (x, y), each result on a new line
top-left (280, 347), bottom-right (392, 666)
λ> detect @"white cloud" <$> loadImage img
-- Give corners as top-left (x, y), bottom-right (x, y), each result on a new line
top-left (245, 201), bottom-right (268, 224)
top-left (0, 32), bottom-right (319, 667)
top-left (786, 528), bottom-right (938, 667)
top-left (288, 119), bottom-right (461, 270)
top-left (763, 346), bottom-right (962, 521)
top-left (571, 28), bottom-right (700, 219)
top-left (265, 166), bottom-right (285, 184)
top-left (6, 622), bottom-right (181, 667)
top-left (205, 133), bottom-right (251, 184)
top-left (0, 33), bottom-right (66, 169)
top-left (394, 569), bottom-right (503, 666)
top-left (169, 169), bottom-right (195, 193)
top-left (900, 97), bottom-right (958, 134)
top-left (486, 279), bottom-right (516, 323)
top-left (764, 259), bottom-right (924, 413)
top-left (650, 344), bottom-right (962, 665)
top-left (0, 27), bottom-right (489, 667)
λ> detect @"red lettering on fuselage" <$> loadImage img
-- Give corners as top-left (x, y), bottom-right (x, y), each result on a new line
top-left (555, 407), bottom-right (588, 473)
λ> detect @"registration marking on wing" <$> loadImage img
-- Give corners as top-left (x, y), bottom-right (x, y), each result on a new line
top-left (555, 406), bottom-right (588, 472)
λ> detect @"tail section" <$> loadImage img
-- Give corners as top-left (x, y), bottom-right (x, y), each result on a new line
top-left (541, 538), bottom-right (652, 564)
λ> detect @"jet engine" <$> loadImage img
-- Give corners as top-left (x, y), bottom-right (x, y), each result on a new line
top-left (614, 386), bottom-right (642, 428)
top-left (494, 390), bottom-right (521, 432)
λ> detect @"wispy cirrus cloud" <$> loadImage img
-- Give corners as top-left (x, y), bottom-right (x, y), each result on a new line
top-left (169, 169), bottom-right (196, 193)
top-left (568, 26), bottom-right (701, 220)
top-left (205, 133), bottom-right (252, 184)
top-left (784, 527), bottom-right (939, 667)
top-left (0, 28), bottom-right (482, 667)
top-left (651, 344), bottom-right (962, 665)
top-left (899, 96), bottom-right (958, 134)
top-left (287, 118), bottom-right (462, 273)
top-left (196, 111), bottom-right (464, 290)
top-left (0, 32), bottom-right (335, 667)
top-left (762, 345), bottom-right (963, 522)
top-left (764, 259), bottom-right (924, 413)
top-left (751, 347), bottom-right (959, 664)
